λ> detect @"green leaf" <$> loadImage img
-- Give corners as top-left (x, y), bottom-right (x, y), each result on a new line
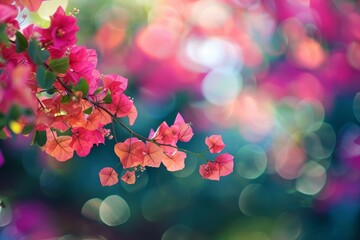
top-left (0, 128), bottom-right (8, 139)
top-left (28, 39), bottom-right (49, 65)
top-left (36, 65), bottom-right (56, 89)
top-left (22, 124), bottom-right (34, 135)
top-left (58, 128), bottom-right (71, 136)
top-left (103, 90), bottom-right (112, 104)
top-left (94, 88), bottom-right (102, 94)
top-left (15, 31), bottom-right (28, 53)
top-left (9, 105), bottom-right (21, 121)
top-left (0, 113), bottom-right (6, 129)
top-left (74, 78), bottom-right (89, 96)
top-left (49, 57), bottom-right (69, 74)
top-left (0, 24), bottom-right (9, 46)
top-left (61, 95), bottom-right (71, 104)
top-left (83, 107), bottom-right (93, 115)
top-left (33, 130), bottom-right (47, 147)
top-left (23, 108), bottom-right (34, 116)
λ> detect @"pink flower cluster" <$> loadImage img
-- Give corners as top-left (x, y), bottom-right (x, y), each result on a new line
top-left (199, 135), bottom-right (234, 181)
top-left (0, 6), bottom-right (136, 161)
top-left (100, 132), bottom-right (234, 185)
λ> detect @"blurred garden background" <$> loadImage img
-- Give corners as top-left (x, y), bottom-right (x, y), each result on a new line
top-left (2, 0), bottom-right (360, 239)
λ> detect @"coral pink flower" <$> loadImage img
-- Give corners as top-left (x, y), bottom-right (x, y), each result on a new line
top-left (205, 135), bottom-right (225, 154)
top-left (174, 113), bottom-right (193, 142)
top-left (162, 150), bottom-right (186, 172)
top-left (114, 138), bottom-right (145, 168)
top-left (15, 0), bottom-right (45, 11)
top-left (121, 171), bottom-right (136, 184)
top-left (152, 122), bottom-right (180, 154)
top-left (215, 153), bottom-right (234, 177)
top-left (199, 154), bottom-right (234, 181)
top-left (99, 167), bottom-right (119, 186)
top-left (199, 161), bottom-right (220, 181)
top-left (103, 74), bottom-right (128, 94)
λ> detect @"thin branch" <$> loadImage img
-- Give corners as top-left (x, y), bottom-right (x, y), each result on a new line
top-left (55, 78), bottom-right (206, 160)
top-left (93, 103), bottom-right (149, 141)
top-left (35, 96), bottom-right (46, 110)
top-left (56, 78), bottom-right (73, 93)
top-left (111, 121), bottom-right (118, 143)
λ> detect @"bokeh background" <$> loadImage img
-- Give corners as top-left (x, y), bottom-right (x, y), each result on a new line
top-left (2, 0), bottom-right (360, 239)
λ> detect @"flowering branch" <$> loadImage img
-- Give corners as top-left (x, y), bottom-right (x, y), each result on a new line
top-left (0, 2), bottom-right (234, 187)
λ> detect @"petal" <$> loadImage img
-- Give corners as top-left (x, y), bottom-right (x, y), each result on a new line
top-left (99, 167), bottom-right (119, 186)
top-left (143, 142), bottom-right (165, 168)
top-left (205, 135), bottom-right (225, 153)
top-left (215, 153), bottom-right (234, 177)
top-left (114, 138), bottom-right (145, 168)
top-left (121, 171), bottom-right (136, 184)
top-left (162, 151), bottom-right (186, 172)
top-left (199, 161), bottom-right (220, 181)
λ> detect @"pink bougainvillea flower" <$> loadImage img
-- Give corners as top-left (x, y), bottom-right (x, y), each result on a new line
top-left (199, 161), bottom-right (220, 181)
top-left (162, 150), bottom-right (186, 171)
top-left (42, 130), bottom-right (74, 162)
top-left (82, 108), bottom-right (112, 131)
top-left (114, 138), bottom-right (145, 168)
top-left (121, 171), bottom-right (136, 184)
top-left (70, 131), bottom-right (93, 157)
top-left (22, 24), bottom-right (39, 40)
top-left (107, 93), bottom-right (133, 117)
top-left (99, 167), bottom-right (118, 186)
top-left (152, 122), bottom-right (180, 155)
top-left (143, 141), bottom-right (165, 168)
top-left (205, 135), bottom-right (225, 153)
top-left (88, 129), bottom-right (105, 146)
top-left (149, 113), bottom-right (193, 155)
top-left (0, 3), bottom-right (17, 23)
top-left (41, 94), bottom-right (85, 131)
top-left (103, 74), bottom-right (128, 94)
top-left (70, 127), bottom-right (104, 157)
top-left (0, 0), bottom-right (45, 11)
top-left (0, 42), bottom-right (24, 67)
top-left (0, 64), bottom-right (36, 113)
top-left (174, 113), bottom-right (193, 142)
top-left (67, 46), bottom-right (98, 79)
top-left (0, 0), bottom-right (14, 5)
top-left (127, 103), bottom-right (137, 126)
top-left (148, 128), bottom-right (155, 139)
top-left (15, 0), bottom-right (45, 11)
top-left (0, 3), bottom-right (19, 37)
top-left (153, 122), bottom-right (179, 144)
top-left (40, 6), bottom-right (79, 48)
top-left (199, 154), bottom-right (234, 180)
top-left (34, 110), bottom-right (53, 131)
top-left (215, 153), bottom-right (234, 177)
